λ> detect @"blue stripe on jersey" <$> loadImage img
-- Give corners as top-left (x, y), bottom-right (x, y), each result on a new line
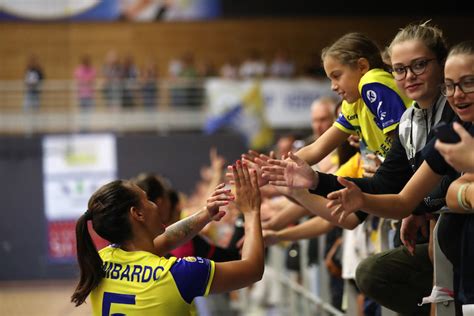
top-left (361, 82), bottom-right (406, 130)
top-left (335, 112), bottom-right (355, 131)
top-left (170, 257), bottom-right (212, 304)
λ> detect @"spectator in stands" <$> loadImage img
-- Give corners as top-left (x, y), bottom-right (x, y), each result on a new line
top-left (102, 50), bottom-right (123, 109)
top-left (198, 59), bottom-right (218, 77)
top-left (275, 133), bottom-right (297, 158)
top-left (326, 40), bottom-right (474, 315)
top-left (239, 49), bottom-right (267, 79)
top-left (71, 161), bottom-right (264, 314)
top-left (294, 32), bottom-right (411, 170)
top-left (121, 54), bottom-right (139, 108)
top-left (23, 54), bottom-right (44, 111)
top-left (269, 49), bottom-right (295, 78)
top-left (260, 22), bottom-right (452, 315)
top-left (303, 51), bottom-right (326, 78)
top-left (140, 59), bottom-right (159, 109)
top-left (220, 57), bottom-right (240, 80)
top-left (74, 54), bottom-right (97, 111)
top-left (168, 52), bottom-right (201, 107)
top-left (259, 100), bottom-right (367, 312)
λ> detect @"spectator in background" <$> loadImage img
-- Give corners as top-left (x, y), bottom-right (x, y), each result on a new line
top-left (122, 54), bottom-right (139, 108)
top-left (74, 54), bottom-right (97, 111)
top-left (269, 49), bottom-right (295, 78)
top-left (303, 51), bottom-right (326, 78)
top-left (102, 50), bottom-right (123, 109)
top-left (220, 57), bottom-right (240, 80)
top-left (198, 59), bottom-right (218, 77)
top-left (168, 52), bottom-right (202, 107)
top-left (266, 23), bottom-right (453, 316)
top-left (140, 59), bottom-right (159, 109)
top-left (239, 49), bottom-right (267, 79)
top-left (23, 55), bottom-right (44, 111)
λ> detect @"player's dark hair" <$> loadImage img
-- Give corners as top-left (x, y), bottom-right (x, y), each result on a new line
top-left (134, 172), bottom-right (169, 202)
top-left (167, 188), bottom-right (179, 209)
top-left (71, 180), bottom-right (139, 306)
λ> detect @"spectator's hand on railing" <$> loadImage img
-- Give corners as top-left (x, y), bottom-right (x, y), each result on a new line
top-left (326, 177), bottom-right (363, 223)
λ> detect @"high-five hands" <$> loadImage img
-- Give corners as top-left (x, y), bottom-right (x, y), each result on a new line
top-left (226, 150), bottom-right (275, 188)
top-left (326, 177), bottom-right (364, 223)
top-left (261, 151), bottom-right (318, 189)
top-left (231, 159), bottom-right (262, 216)
top-left (206, 183), bottom-right (234, 221)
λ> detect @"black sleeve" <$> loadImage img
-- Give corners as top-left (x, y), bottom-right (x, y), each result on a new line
top-left (412, 172), bottom-right (459, 215)
top-left (422, 137), bottom-right (451, 175)
top-left (308, 135), bottom-right (412, 224)
top-left (422, 121), bottom-right (473, 175)
top-left (192, 235), bottom-right (241, 262)
top-left (310, 134), bottom-right (412, 197)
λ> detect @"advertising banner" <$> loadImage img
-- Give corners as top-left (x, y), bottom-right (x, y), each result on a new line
top-left (205, 78), bottom-right (335, 129)
top-left (42, 133), bottom-right (116, 261)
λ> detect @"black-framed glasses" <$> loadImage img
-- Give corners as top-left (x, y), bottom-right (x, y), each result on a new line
top-left (440, 76), bottom-right (474, 97)
top-left (391, 58), bottom-right (435, 81)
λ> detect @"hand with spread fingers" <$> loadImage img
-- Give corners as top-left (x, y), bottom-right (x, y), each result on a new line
top-left (326, 177), bottom-right (364, 223)
top-left (206, 183), bottom-right (234, 221)
top-left (261, 151), bottom-right (318, 189)
top-left (226, 150), bottom-right (275, 188)
top-left (231, 160), bottom-right (262, 216)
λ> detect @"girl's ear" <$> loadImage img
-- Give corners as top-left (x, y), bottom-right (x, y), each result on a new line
top-left (357, 58), bottom-right (370, 74)
top-left (130, 205), bottom-right (145, 222)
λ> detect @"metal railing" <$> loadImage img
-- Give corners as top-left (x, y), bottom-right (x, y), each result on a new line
top-left (233, 241), bottom-right (345, 316)
top-left (0, 78), bottom-right (207, 134)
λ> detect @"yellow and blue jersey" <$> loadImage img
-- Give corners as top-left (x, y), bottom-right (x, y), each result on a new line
top-left (90, 245), bottom-right (215, 316)
top-left (334, 68), bottom-right (412, 157)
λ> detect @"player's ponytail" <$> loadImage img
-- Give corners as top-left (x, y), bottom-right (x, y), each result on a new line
top-left (71, 210), bottom-right (103, 306)
top-left (71, 180), bottom-right (138, 306)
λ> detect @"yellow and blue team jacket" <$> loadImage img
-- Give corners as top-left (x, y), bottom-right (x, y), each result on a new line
top-left (334, 68), bottom-right (412, 158)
